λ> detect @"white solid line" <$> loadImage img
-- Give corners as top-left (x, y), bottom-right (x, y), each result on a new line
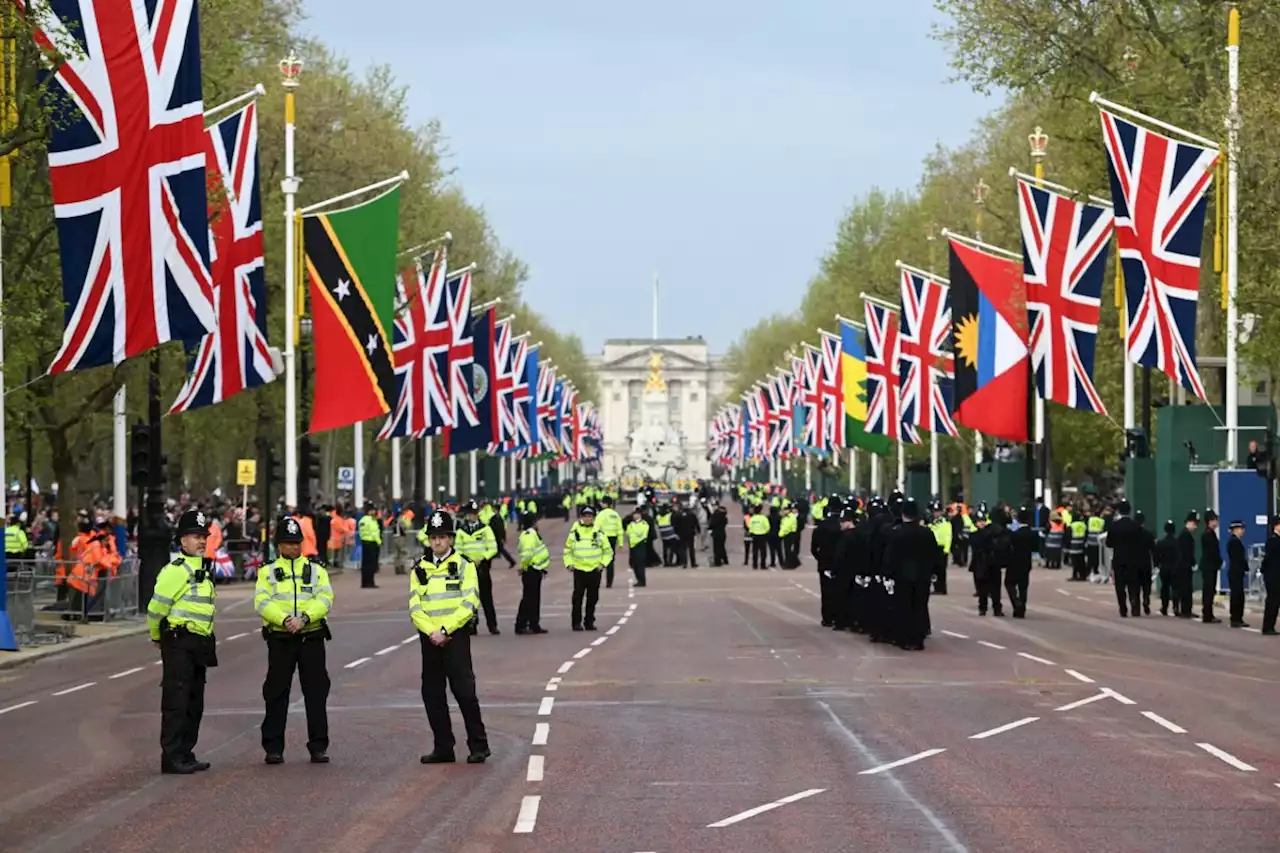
top-left (573, 648), bottom-right (592, 659)
top-left (606, 626), bottom-right (619, 635)
top-left (375, 645), bottom-right (398, 656)
top-left (109, 666), bottom-right (145, 679)
top-left (1055, 693), bottom-right (1108, 712)
top-left (977, 640), bottom-right (1006, 650)
top-left (1017, 652), bottom-right (1057, 666)
top-left (513, 795), bottom-right (541, 833)
top-left (1101, 687), bottom-right (1136, 705)
top-left (401, 636), bottom-right (417, 645)
top-left (538, 697), bottom-right (555, 715)
top-left (557, 661), bottom-right (574, 674)
top-left (1196, 742), bottom-right (1257, 772)
top-left (970, 717), bottom-right (1040, 740)
top-left (706, 788), bottom-right (827, 828)
top-left (344, 657), bottom-right (371, 669)
top-left (858, 749), bottom-right (947, 776)
top-left (591, 637), bottom-right (607, 646)
top-left (1056, 589), bottom-right (1071, 596)
top-left (226, 632), bottom-right (250, 641)
top-left (940, 630), bottom-right (969, 639)
top-left (1064, 669), bottom-right (1095, 684)
top-left (0, 701), bottom-right (37, 715)
top-left (52, 682), bottom-right (96, 696)
top-left (532, 722), bottom-right (549, 746)
top-left (1141, 711), bottom-right (1187, 734)
top-left (526, 755), bottom-right (545, 782)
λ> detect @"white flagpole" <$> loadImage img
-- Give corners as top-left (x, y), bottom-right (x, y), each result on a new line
top-left (469, 449), bottom-right (478, 497)
top-left (498, 453), bottom-right (506, 492)
top-left (848, 447), bottom-right (857, 492)
top-left (353, 423), bottom-right (365, 508)
top-left (896, 442), bottom-right (906, 492)
top-left (424, 435), bottom-right (434, 503)
top-left (281, 55), bottom-right (301, 509)
top-left (448, 453), bottom-right (457, 498)
top-left (1225, 8), bottom-right (1241, 465)
top-left (930, 433), bottom-right (940, 498)
top-left (113, 387), bottom-right (126, 518)
top-left (870, 452), bottom-right (881, 495)
top-left (390, 437), bottom-right (402, 501)
top-left (804, 455), bottom-right (812, 493)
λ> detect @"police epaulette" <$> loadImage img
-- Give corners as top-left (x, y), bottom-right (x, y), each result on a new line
top-left (171, 557), bottom-right (185, 566)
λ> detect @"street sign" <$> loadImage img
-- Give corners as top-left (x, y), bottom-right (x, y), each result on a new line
top-left (236, 459), bottom-right (257, 486)
top-left (337, 466), bottom-right (355, 491)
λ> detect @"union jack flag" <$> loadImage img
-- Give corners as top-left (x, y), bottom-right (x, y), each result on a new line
top-left (818, 330), bottom-right (846, 451)
top-left (576, 403), bottom-right (600, 461)
top-left (766, 371), bottom-right (794, 459)
top-left (863, 299), bottom-right (920, 443)
top-left (1100, 107), bottom-right (1217, 399)
top-left (444, 268), bottom-right (478, 427)
top-left (169, 100), bottom-right (270, 413)
top-left (898, 269), bottom-right (958, 436)
top-left (35, 0), bottom-right (217, 374)
top-left (557, 382), bottom-right (577, 462)
top-left (743, 384), bottom-right (768, 460)
top-left (536, 364), bottom-right (561, 456)
top-left (491, 322), bottom-right (531, 450)
top-left (1017, 178), bottom-right (1114, 414)
top-left (377, 247), bottom-right (451, 439)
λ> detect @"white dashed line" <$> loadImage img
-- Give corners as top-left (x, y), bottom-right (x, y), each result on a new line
top-left (375, 645), bottom-right (398, 656)
top-left (532, 723), bottom-right (549, 746)
top-left (940, 630), bottom-right (969, 639)
top-left (706, 788), bottom-right (827, 828)
top-left (1101, 688), bottom-right (1136, 705)
top-left (538, 697), bottom-right (555, 715)
top-left (344, 657), bottom-right (371, 669)
top-left (591, 637), bottom-right (607, 646)
top-left (573, 648), bottom-right (592, 659)
top-left (1196, 743), bottom-right (1257, 772)
top-left (526, 755), bottom-right (545, 782)
top-left (1056, 589), bottom-right (1071, 597)
top-left (618, 617), bottom-right (629, 625)
top-left (977, 641), bottom-right (1006, 650)
top-left (226, 632), bottom-right (250, 641)
top-left (970, 717), bottom-right (1039, 740)
top-left (0, 701), bottom-right (37, 715)
top-left (1064, 669), bottom-right (1095, 684)
top-left (1075, 596), bottom-right (1092, 602)
top-left (1016, 652), bottom-right (1056, 666)
top-left (1141, 711), bottom-right (1187, 734)
top-left (1055, 692), bottom-right (1108, 712)
top-left (557, 661), bottom-right (574, 674)
top-left (858, 748), bottom-right (947, 776)
top-left (1242, 627), bottom-right (1261, 633)
top-left (109, 666), bottom-right (145, 679)
top-left (152, 660), bottom-right (163, 666)
top-left (52, 682), bottom-right (96, 696)
top-left (545, 678), bottom-right (560, 692)
top-left (513, 795), bottom-right (540, 833)
top-left (401, 636), bottom-right (417, 645)
top-left (606, 626), bottom-right (619, 635)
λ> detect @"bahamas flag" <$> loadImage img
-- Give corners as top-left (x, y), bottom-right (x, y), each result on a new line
top-left (839, 319), bottom-right (893, 455)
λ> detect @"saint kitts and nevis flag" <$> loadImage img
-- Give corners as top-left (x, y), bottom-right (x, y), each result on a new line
top-left (303, 185), bottom-right (402, 433)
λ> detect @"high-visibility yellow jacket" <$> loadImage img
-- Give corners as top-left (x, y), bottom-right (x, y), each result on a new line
top-left (779, 515), bottom-right (797, 537)
top-left (518, 529), bottom-right (550, 572)
top-left (454, 520), bottom-right (498, 563)
top-left (255, 556), bottom-right (333, 634)
top-left (147, 553), bottom-right (216, 640)
top-left (596, 508), bottom-right (623, 539)
top-left (564, 522), bottom-right (613, 572)
top-left (626, 520), bottom-right (650, 548)
top-left (930, 519), bottom-right (952, 554)
top-left (748, 515), bottom-right (770, 536)
top-left (409, 550), bottom-right (479, 635)
top-left (358, 513), bottom-right (382, 545)
top-left (4, 526), bottom-right (28, 554)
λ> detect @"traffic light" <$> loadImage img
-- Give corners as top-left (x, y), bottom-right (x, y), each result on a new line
top-left (129, 422), bottom-right (150, 487)
top-left (265, 446), bottom-right (282, 485)
top-left (303, 438), bottom-right (321, 481)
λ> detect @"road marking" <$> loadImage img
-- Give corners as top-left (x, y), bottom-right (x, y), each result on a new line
top-left (344, 657), bottom-right (371, 669)
top-left (1055, 692), bottom-right (1108, 712)
top-left (591, 637), bottom-right (607, 646)
top-left (1017, 652), bottom-right (1056, 665)
top-left (152, 660), bottom-right (163, 666)
top-left (970, 717), bottom-right (1039, 740)
top-left (1075, 596), bottom-right (1092, 602)
top-left (538, 697), bottom-right (555, 715)
top-left (940, 630), bottom-right (969, 639)
top-left (0, 701), bottom-right (37, 715)
top-left (1196, 743), bottom-right (1257, 772)
top-left (1101, 688), bottom-right (1136, 705)
top-left (1056, 589), bottom-right (1071, 596)
top-left (513, 795), bottom-right (540, 833)
top-left (526, 755), bottom-right (545, 782)
top-left (977, 640), bottom-right (1006, 650)
top-left (109, 666), bottom-right (145, 679)
top-left (557, 662), bottom-right (574, 674)
top-left (1064, 669), bottom-right (1095, 684)
top-left (618, 617), bottom-right (629, 624)
top-left (402, 636), bottom-right (417, 645)
top-left (1242, 626), bottom-right (1261, 633)
top-left (532, 723), bottom-right (549, 746)
top-left (375, 645), bottom-right (398, 656)
top-left (544, 682), bottom-right (557, 692)
top-left (858, 748), bottom-right (947, 776)
top-left (706, 788), bottom-right (826, 828)
top-left (573, 648), bottom-right (592, 659)
top-left (226, 632), bottom-right (250, 641)
top-left (1141, 711), bottom-right (1187, 734)
top-left (606, 626), bottom-right (619, 635)
top-left (52, 682), bottom-right (96, 696)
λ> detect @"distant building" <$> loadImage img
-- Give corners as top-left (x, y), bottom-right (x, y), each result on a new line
top-left (587, 337), bottom-right (730, 480)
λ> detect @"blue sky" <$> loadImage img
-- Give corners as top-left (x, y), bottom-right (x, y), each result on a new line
top-left (301, 2), bottom-right (996, 354)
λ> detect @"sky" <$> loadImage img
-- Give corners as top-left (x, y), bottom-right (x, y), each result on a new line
top-left (301, 1), bottom-right (997, 355)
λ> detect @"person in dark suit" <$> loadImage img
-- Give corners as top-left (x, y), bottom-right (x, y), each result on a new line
top-left (1007, 506), bottom-right (1038, 618)
top-left (1175, 512), bottom-right (1199, 618)
top-left (1261, 516), bottom-right (1280, 635)
top-left (831, 503), bottom-right (861, 632)
top-left (1154, 520), bottom-right (1180, 615)
top-left (1134, 511), bottom-right (1156, 615)
top-left (884, 498), bottom-right (939, 650)
top-left (1105, 500), bottom-right (1147, 617)
top-left (1200, 510), bottom-right (1223, 623)
top-left (1225, 519), bottom-right (1250, 628)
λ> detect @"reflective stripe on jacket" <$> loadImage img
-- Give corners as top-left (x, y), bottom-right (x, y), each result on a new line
top-left (255, 557), bottom-right (333, 632)
top-left (409, 550), bottom-right (479, 634)
top-left (148, 554), bottom-right (216, 640)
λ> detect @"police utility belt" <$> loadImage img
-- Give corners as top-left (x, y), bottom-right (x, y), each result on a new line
top-left (262, 561), bottom-right (332, 642)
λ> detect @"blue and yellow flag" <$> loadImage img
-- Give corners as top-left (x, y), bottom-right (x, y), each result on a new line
top-left (839, 319), bottom-right (894, 455)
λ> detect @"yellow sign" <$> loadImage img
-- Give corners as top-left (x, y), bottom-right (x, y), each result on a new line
top-left (236, 459), bottom-right (257, 486)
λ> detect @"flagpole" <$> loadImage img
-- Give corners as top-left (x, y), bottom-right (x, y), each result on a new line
top-left (469, 449), bottom-right (478, 498)
top-left (896, 442), bottom-right (906, 492)
top-left (202, 83), bottom-right (265, 120)
top-left (280, 54), bottom-right (302, 509)
top-left (1030, 130), bottom-right (1049, 507)
top-left (354, 422), bottom-right (364, 508)
top-left (970, 189), bottom-right (988, 471)
top-left (424, 435), bottom-right (434, 503)
top-left (448, 452), bottom-right (457, 499)
top-left (391, 437), bottom-right (402, 501)
top-left (113, 387), bottom-right (126, 518)
top-left (1088, 92), bottom-right (1219, 149)
top-left (297, 171), bottom-right (410, 217)
top-left (870, 452), bottom-right (881, 495)
top-left (1225, 7), bottom-right (1241, 466)
top-left (848, 447), bottom-right (857, 493)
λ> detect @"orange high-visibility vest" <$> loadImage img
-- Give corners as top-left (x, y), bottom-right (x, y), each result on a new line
top-left (67, 537), bottom-right (122, 596)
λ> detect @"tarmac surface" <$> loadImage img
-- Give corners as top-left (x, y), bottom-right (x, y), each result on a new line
top-left (1, 510), bottom-right (1277, 853)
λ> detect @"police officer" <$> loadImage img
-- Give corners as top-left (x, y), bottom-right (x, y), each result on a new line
top-left (456, 500), bottom-right (499, 635)
top-left (413, 510), bottom-right (491, 765)
top-left (257, 516), bottom-right (334, 765)
top-left (626, 508), bottom-right (651, 587)
top-left (1175, 511), bottom-right (1199, 618)
top-left (358, 504), bottom-right (382, 589)
top-left (147, 509), bottom-right (218, 774)
top-left (1261, 516), bottom-right (1280, 635)
top-left (565, 505), bottom-right (612, 631)
top-left (1225, 519), bottom-right (1249, 628)
top-left (884, 498), bottom-right (938, 650)
top-left (515, 512), bottom-right (549, 634)
top-left (596, 496), bottom-right (624, 587)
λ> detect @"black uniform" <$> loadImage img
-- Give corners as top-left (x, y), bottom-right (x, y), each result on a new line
top-left (1175, 524), bottom-right (1198, 618)
top-left (1136, 514), bottom-right (1156, 614)
top-left (1154, 526), bottom-right (1180, 615)
top-left (831, 522), bottom-right (862, 631)
top-left (1225, 529), bottom-right (1249, 627)
top-left (811, 515), bottom-right (841, 627)
top-left (675, 508), bottom-right (699, 568)
top-left (1200, 523), bottom-right (1222, 623)
top-left (1007, 520), bottom-right (1038, 618)
top-left (884, 503), bottom-right (938, 650)
top-left (1106, 512), bottom-right (1148, 617)
top-left (1261, 526), bottom-right (1280, 634)
top-left (709, 506), bottom-right (728, 566)
top-left (971, 520), bottom-right (1008, 616)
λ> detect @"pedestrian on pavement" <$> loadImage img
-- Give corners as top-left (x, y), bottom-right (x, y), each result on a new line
top-left (626, 508), bottom-right (650, 587)
top-left (413, 510), bottom-right (491, 765)
top-left (257, 516), bottom-right (334, 765)
top-left (515, 512), bottom-right (549, 634)
top-left (1225, 519), bottom-right (1250, 628)
top-left (358, 504), bottom-right (381, 589)
top-left (147, 509), bottom-right (218, 775)
top-left (565, 505), bottom-right (612, 631)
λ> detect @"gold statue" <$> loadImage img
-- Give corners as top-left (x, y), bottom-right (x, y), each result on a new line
top-left (644, 350), bottom-right (667, 392)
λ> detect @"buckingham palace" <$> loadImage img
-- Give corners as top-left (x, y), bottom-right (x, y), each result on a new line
top-left (586, 337), bottom-right (731, 480)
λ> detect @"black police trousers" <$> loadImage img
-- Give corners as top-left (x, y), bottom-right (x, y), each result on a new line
top-left (977, 567), bottom-right (1004, 614)
top-left (711, 532), bottom-right (727, 566)
top-left (360, 541), bottom-right (379, 587)
top-left (515, 570), bottom-right (544, 631)
top-left (1004, 569), bottom-right (1029, 616)
top-left (1202, 564), bottom-right (1221, 620)
top-left (261, 632), bottom-right (330, 755)
top-left (630, 546), bottom-right (648, 586)
top-left (419, 630), bottom-right (488, 755)
top-left (895, 578), bottom-right (929, 648)
top-left (606, 537), bottom-right (619, 586)
top-left (159, 632), bottom-right (211, 765)
top-left (571, 569), bottom-right (601, 628)
top-left (476, 561), bottom-right (498, 631)
top-left (1228, 566), bottom-right (1247, 623)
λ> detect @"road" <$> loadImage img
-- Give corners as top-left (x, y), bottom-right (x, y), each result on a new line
top-left (1, 512), bottom-right (1277, 853)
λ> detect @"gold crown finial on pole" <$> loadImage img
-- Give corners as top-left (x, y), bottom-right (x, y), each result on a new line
top-left (1029, 126), bottom-right (1049, 159)
top-left (279, 52), bottom-right (303, 88)
top-left (971, 178), bottom-right (990, 206)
